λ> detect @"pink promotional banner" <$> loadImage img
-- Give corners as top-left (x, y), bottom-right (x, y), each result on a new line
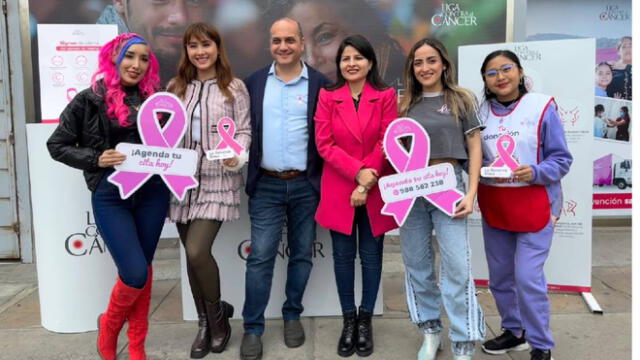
top-left (379, 117), bottom-right (464, 225)
top-left (108, 92), bottom-right (198, 200)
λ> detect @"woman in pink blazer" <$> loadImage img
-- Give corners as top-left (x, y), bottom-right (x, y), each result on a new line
top-left (314, 34), bottom-right (398, 357)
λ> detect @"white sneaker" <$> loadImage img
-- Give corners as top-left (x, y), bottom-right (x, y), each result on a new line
top-left (417, 333), bottom-right (442, 360)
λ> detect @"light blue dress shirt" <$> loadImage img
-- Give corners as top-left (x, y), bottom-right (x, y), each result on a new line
top-left (261, 62), bottom-right (309, 171)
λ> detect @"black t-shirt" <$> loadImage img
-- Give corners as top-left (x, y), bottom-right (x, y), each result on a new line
top-left (607, 65), bottom-right (632, 100)
top-left (108, 86), bottom-right (143, 146)
top-left (407, 94), bottom-right (484, 160)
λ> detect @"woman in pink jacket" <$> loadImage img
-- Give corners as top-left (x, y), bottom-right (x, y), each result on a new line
top-left (314, 34), bottom-right (398, 358)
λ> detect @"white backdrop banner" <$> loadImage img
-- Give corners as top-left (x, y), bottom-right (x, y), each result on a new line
top-left (527, 0), bottom-right (632, 217)
top-left (180, 202), bottom-right (384, 320)
top-left (27, 125), bottom-right (380, 333)
top-left (27, 124), bottom-right (118, 333)
top-left (458, 39), bottom-right (594, 292)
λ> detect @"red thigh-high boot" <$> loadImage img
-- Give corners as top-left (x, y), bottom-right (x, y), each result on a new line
top-left (97, 277), bottom-right (143, 360)
top-left (127, 266), bottom-right (153, 360)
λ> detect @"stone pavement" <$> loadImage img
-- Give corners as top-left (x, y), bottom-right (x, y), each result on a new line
top-left (0, 226), bottom-right (630, 360)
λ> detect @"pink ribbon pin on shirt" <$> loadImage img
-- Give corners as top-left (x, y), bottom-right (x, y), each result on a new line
top-left (490, 134), bottom-right (519, 171)
top-left (381, 118), bottom-right (464, 225)
top-left (214, 117), bottom-right (244, 155)
top-left (108, 92), bottom-right (198, 200)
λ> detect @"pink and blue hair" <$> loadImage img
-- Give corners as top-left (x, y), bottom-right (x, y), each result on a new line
top-left (91, 33), bottom-right (160, 126)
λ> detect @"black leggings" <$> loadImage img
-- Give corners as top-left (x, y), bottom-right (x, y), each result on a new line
top-left (177, 220), bottom-right (222, 302)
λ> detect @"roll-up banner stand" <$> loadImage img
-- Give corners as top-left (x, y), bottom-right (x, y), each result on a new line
top-left (527, 0), bottom-right (632, 217)
top-left (458, 39), bottom-right (598, 311)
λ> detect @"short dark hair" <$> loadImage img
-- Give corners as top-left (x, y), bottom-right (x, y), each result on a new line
top-left (596, 62), bottom-right (613, 72)
top-left (326, 34), bottom-right (388, 91)
top-left (595, 104), bottom-right (605, 115)
top-left (480, 49), bottom-right (527, 101)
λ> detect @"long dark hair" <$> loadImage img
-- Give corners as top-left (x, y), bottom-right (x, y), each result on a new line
top-left (326, 34), bottom-right (388, 91)
top-left (399, 38), bottom-right (476, 121)
top-left (620, 106), bottom-right (629, 116)
top-left (167, 23), bottom-right (235, 101)
top-left (480, 49), bottom-right (527, 101)
top-left (620, 106), bottom-right (630, 122)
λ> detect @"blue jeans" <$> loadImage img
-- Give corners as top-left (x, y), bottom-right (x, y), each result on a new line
top-left (242, 174), bottom-right (318, 335)
top-left (399, 165), bottom-right (485, 355)
top-left (91, 172), bottom-right (170, 289)
top-left (331, 206), bottom-right (383, 314)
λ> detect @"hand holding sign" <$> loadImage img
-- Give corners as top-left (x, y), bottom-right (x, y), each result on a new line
top-left (108, 92), bottom-right (198, 200)
top-left (206, 117), bottom-right (245, 161)
top-left (98, 149), bottom-right (126, 168)
top-left (378, 118), bottom-right (464, 226)
top-left (480, 134), bottom-right (519, 178)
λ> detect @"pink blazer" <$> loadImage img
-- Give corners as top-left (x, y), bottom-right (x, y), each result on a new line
top-left (314, 82), bottom-right (398, 236)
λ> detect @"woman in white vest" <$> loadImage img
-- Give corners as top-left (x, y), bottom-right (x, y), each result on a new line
top-left (476, 50), bottom-right (573, 360)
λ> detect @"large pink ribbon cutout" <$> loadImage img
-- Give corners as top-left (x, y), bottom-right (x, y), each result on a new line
top-left (108, 92), bottom-right (198, 200)
top-left (214, 117), bottom-right (245, 154)
top-left (489, 134), bottom-right (519, 171)
top-left (381, 118), bottom-right (464, 225)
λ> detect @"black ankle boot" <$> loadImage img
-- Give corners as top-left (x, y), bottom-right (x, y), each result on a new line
top-left (337, 311), bottom-right (357, 357)
top-left (205, 300), bottom-right (234, 353)
top-left (190, 296), bottom-right (209, 359)
top-left (356, 307), bottom-right (373, 357)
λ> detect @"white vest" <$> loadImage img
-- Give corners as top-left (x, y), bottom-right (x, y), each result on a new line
top-left (479, 93), bottom-right (553, 187)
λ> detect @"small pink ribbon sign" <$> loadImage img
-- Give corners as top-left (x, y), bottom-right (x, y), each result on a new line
top-left (480, 134), bottom-right (519, 178)
top-left (108, 92), bottom-right (199, 201)
top-left (378, 117), bottom-right (464, 226)
top-left (205, 117), bottom-right (245, 161)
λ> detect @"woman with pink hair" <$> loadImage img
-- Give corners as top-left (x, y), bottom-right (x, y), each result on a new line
top-left (47, 33), bottom-right (167, 360)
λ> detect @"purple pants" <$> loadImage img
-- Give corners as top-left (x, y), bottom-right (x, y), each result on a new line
top-left (482, 219), bottom-right (555, 350)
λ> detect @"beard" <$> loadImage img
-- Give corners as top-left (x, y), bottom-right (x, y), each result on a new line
top-left (156, 53), bottom-right (179, 89)
top-left (149, 25), bottom-right (187, 87)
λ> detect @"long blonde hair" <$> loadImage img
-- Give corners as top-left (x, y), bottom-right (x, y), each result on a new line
top-left (399, 38), bottom-right (476, 121)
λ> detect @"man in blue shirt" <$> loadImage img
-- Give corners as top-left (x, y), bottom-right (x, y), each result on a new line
top-left (241, 18), bottom-right (330, 360)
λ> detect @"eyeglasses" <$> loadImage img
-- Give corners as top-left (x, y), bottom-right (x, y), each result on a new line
top-left (484, 63), bottom-right (516, 78)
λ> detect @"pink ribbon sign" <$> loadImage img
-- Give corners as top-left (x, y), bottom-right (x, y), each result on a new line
top-left (215, 117), bottom-right (244, 154)
top-left (108, 92), bottom-right (198, 200)
top-left (379, 117), bottom-right (464, 226)
top-left (206, 117), bottom-right (245, 161)
top-left (490, 134), bottom-right (519, 171)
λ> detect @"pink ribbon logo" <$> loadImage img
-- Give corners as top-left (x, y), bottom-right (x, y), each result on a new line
top-left (108, 92), bottom-right (198, 200)
top-left (490, 134), bottom-right (519, 171)
top-left (214, 117), bottom-right (244, 155)
top-left (381, 118), bottom-right (464, 225)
